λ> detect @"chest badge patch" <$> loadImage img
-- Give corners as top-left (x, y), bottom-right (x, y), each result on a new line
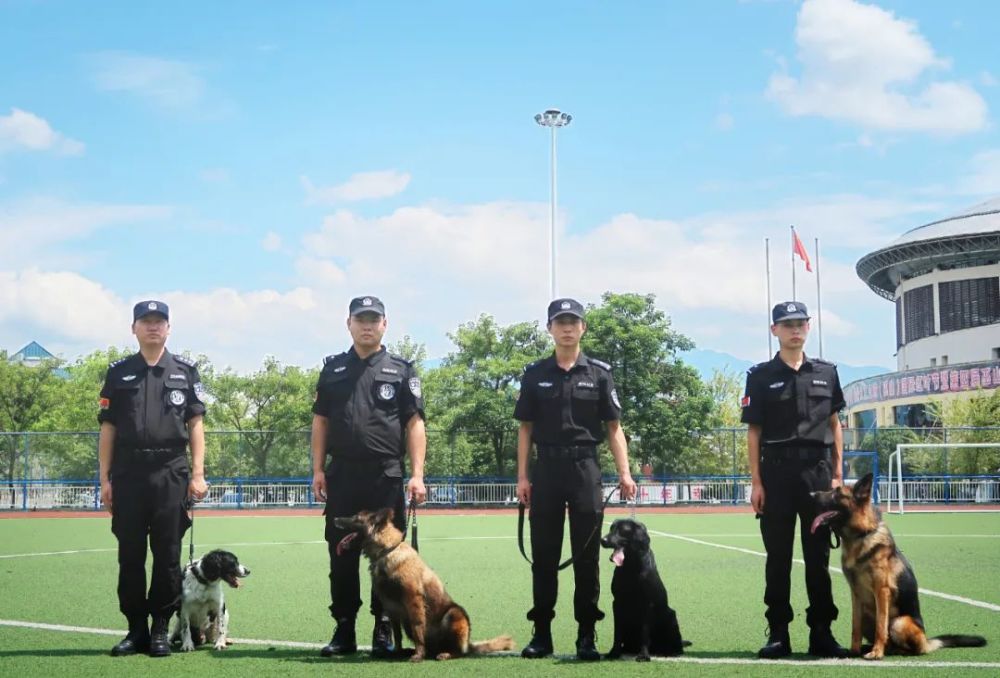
top-left (122, 374), bottom-right (136, 382)
top-left (812, 379), bottom-right (828, 386)
top-left (169, 390), bottom-right (186, 406)
top-left (576, 381), bottom-right (595, 388)
top-left (769, 381), bottom-right (785, 389)
top-left (538, 381), bottom-right (553, 388)
top-left (378, 383), bottom-right (396, 400)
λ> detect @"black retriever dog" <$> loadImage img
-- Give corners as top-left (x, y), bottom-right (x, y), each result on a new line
top-left (600, 518), bottom-right (685, 661)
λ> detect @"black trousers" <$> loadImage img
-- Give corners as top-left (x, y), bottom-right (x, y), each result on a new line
top-left (759, 453), bottom-right (839, 629)
top-left (110, 456), bottom-right (191, 621)
top-left (324, 457), bottom-right (405, 621)
top-left (527, 454), bottom-right (605, 625)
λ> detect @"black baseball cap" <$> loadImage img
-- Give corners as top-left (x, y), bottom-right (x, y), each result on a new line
top-left (349, 296), bottom-right (385, 316)
top-left (133, 300), bottom-right (169, 321)
top-left (547, 298), bottom-right (585, 321)
top-left (772, 301), bottom-right (810, 324)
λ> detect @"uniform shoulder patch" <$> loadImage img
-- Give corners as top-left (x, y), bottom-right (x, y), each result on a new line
top-left (108, 356), bottom-right (131, 369)
top-left (747, 361), bottom-right (768, 374)
top-left (812, 357), bottom-right (837, 367)
top-left (173, 354), bottom-right (197, 367)
top-left (587, 357), bottom-right (612, 371)
top-left (386, 352), bottom-right (414, 367)
top-left (322, 353), bottom-right (344, 366)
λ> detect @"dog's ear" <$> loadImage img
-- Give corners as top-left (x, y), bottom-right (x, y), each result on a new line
top-left (852, 473), bottom-right (874, 504)
top-left (633, 522), bottom-right (650, 551)
top-left (374, 507), bottom-right (394, 527)
top-left (200, 550), bottom-right (222, 580)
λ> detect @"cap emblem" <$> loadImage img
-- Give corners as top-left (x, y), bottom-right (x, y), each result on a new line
top-left (786, 303), bottom-right (796, 313)
top-left (362, 297), bottom-right (373, 306)
top-left (149, 302), bottom-right (158, 310)
top-left (560, 301), bottom-right (571, 310)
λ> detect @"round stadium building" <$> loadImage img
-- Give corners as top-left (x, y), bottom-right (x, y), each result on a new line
top-left (847, 197), bottom-right (1000, 428)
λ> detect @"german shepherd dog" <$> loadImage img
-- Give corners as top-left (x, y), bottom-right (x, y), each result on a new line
top-left (600, 519), bottom-right (686, 661)
top-left (334, 508), bottom-right (515, 661)
top-left (812, 474), bottom-right (986, 660)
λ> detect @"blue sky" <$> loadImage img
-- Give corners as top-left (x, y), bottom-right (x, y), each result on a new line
top-left (1, 0), bottom-right (998, 372)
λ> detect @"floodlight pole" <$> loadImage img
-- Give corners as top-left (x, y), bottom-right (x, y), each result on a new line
top-left (535, 108), bottom-right (572, 300)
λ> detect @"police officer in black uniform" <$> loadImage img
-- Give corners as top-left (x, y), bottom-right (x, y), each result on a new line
top-left (98, 300), bottom-right (208, 657)
top-left (515, 298), bottom-right (638, 660)
top-left (741, 301), bottom-right (847, 659)
top-left (311, 295), bottom-right (427, 658)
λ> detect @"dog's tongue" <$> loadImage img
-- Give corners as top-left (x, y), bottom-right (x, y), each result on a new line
top-left (611, 548), bottom-right (625, 567)
top-left (811, 511), bottom-right (839, 535)
top-left (336, 532), bottom-right (358, 556)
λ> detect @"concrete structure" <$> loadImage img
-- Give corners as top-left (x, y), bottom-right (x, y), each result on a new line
top-left (848, 198), bottom-right (1000, 428)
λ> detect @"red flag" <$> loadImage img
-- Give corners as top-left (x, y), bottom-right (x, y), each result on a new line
top-left (792, 229), bottom-right (812, 272)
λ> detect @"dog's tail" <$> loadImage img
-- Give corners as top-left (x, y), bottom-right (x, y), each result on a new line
top-left (469, 635), bottom-right (516, 655)
top-left (928, 634), bottom-right (987, 651)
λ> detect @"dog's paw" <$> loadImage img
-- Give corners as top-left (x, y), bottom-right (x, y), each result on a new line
top-left (179, 641), bottom-right (196, 653)
top-left (863, 648), bottom-right (884, 661)
top-left (409, 652), bottom-right (425, 663)
top-left (435, 652), bottom-right (453, 660)
top-left (636, 653), bottom-right (651, 662)
top-left (213, 641), bottom-right (228, 651)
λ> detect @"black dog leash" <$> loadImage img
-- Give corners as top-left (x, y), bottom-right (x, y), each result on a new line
top-left (402, 500), bottom-right (418, 552)
top-left (186, 496), bottom-right (196, 565)
top-left (518, 486), bottom-right (618, 571)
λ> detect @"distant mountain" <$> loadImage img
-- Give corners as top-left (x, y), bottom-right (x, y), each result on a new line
top-left (680, 348), bottom-right (892, 385)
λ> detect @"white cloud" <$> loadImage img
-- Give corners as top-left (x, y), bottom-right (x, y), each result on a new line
top-left (301, 170), bottom-right (411, 205)
top-left (0, 108), bottom-right (85, 155)
top-left (1, 194), bottom-right (930, 370)
top-left (767, 0), bottom-right (988, 134)
top-left (91, 52), bottom-right (206, 110)
top-left (0, 198), bottom-right (172, 266)
top-left (981, 71), bottom-right (998, 87)
top-left (955, 149), bottom-right (1000, 196)
top-left (261, 231), bottom-right (282, 252)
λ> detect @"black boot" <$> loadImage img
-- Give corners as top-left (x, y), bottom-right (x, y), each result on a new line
top-left (758, 625), bottom-right (791, 659)
top-left (370, 616), bottom-right (395, 658)
top-left (320, 618), bottom-right (357, 656)
top-left (111, 617), bottom-right (149, 656)
top-left (575, 623), bottom-right (600, 661)
top-left (809, 626), bottom-right (848, 658)
top-left (148, 617), bottom-right (172, 657)
top-left (521, 622), bottom-right (553, 659)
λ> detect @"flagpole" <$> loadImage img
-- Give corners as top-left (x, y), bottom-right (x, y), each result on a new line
top-left (765, 238), bottom-right (773, 357)
top-left (815, 237), bottom-right (823, 358)
top-left (790, 225), bottom-right (796, 301)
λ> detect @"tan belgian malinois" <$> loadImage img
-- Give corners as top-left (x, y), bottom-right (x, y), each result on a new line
top-left (334, 508), bottom-right (515, 661)
top-left (812, 474), bottom-right (986, 659)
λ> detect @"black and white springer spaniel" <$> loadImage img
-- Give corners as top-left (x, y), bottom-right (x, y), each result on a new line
top-left (171, 549), bottom-right (250, 651)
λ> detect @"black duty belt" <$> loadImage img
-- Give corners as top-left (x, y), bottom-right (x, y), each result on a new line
top-left (761, 446), bottom-right (831, 463)
top-left (535, 444), bottom-right (598, 460)
top-left (119, 446), bottom-right (186, 464)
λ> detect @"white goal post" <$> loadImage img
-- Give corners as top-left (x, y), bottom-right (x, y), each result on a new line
top-left (886, 443), bottom-right (1000, 514)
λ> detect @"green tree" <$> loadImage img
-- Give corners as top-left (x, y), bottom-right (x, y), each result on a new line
top-left (388, 335), bottom-right (428, 373)
top-left (929, 390), bottom-right (1000, 474)
top-left (581, 292), bottom-right (714, 474)
top-left (429, 315), bottom-right (550, 476)
top-left (694, 368), bottom-right (748, 475)
top-left (0, 353), bottom-right (64, 483)
top-left (204, 357), bottom-right (317, 477)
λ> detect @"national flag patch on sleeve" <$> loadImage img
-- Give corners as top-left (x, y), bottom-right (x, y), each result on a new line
top-left (99, 398), bottom-right (110, 410)
top-left (740, 396), bottom-right (750, 408)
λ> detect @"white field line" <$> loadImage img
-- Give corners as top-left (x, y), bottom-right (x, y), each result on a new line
top-left (646, 529), bottom-right (1000, 613)
top-left (1, 619), bottom-right (998, 669)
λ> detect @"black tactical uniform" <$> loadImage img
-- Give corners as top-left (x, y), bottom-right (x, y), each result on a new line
top-left (515, 298), bottom-right (622, 659)
top-left (98, 301), bottom-right (205, 656)
top-left (741, 301), bottom-right (845, 658)
top-left (313, 297), bottom-right (424, 656)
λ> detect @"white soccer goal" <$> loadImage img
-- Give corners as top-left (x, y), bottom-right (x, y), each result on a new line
top-left (886, 443), bottom-right (1000, 514)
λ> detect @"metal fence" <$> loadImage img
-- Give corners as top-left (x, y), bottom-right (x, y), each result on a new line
top-left (2, 426), bottom-right (999, 482)
top-left (6, 475), bottom-right (999, 512)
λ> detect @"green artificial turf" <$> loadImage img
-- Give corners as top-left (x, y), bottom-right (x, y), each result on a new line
top-left (1, 511), bottom-right (997, 677)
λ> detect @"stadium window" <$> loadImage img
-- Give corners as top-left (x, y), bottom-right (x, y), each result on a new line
top-left (895, 297), bottom-right (903, 348)
top-left (993, 347), bottom-right (1000, 360)
top-left (903, 284), bottom-right (934, 343)
top-left (853, 409), bottom-right (877, 430)
top-left (938, 277), bottom-right (1000, 333)
top-left (941, 355), bottom-right (948, 365)
top-left (930, 357), bottom-right (937, 367)
top-left (893, 403), bottom-right (938, 428)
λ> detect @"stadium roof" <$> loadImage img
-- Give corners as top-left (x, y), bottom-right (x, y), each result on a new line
top-left (856, 197), bottom-right (1000, 300)
top-left (9, 341), bottom-right (56, 362)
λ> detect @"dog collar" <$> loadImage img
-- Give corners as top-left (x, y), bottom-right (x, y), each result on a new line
top-left (189, 563), bottom-right (210, 586)
top-left (373, 538), bottom-right (406, 561)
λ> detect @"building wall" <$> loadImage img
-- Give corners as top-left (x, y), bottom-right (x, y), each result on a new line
top-left (895, 263), bottom-right (1000, 370)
